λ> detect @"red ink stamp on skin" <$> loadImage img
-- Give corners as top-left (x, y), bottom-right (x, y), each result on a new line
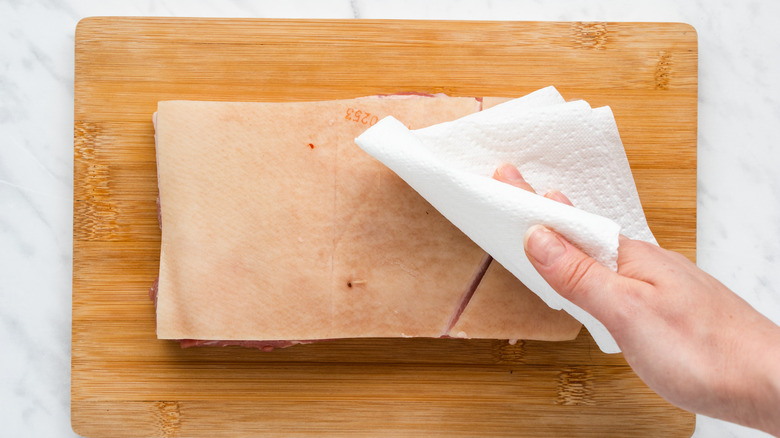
top-left (344, 107), bottom-right (379, 126)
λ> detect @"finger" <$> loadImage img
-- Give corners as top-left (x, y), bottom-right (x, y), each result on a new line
top-left (523, 225), bottom-right (633, 326)
top-left (493, 163), bottom-right (536, 193)
top-left (543, 190), bottom-right (574, 206)
top-left (615, 235), bottom-right (693, 285)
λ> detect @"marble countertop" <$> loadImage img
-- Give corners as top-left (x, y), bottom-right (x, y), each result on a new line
top-left (2, 1), bottom-right (778, 437)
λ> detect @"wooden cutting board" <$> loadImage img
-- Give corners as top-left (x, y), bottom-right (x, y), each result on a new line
top-left (73, 18), bottom-right (697, 437)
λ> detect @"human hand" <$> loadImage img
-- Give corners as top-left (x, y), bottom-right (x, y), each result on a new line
top-left (493, 163), bottom-right (780, 436)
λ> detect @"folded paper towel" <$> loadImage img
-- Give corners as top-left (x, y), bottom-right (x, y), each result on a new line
top-left (355, 86), bottom-right (657, 353)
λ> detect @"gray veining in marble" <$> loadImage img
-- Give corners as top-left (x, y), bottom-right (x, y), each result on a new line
top-left (1, 1), bottom-right (778, 437)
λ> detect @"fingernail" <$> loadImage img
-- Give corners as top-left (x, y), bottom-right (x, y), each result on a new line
top-left (544, 190), bottom-right (568, 204)
top-left (496, 163), bottom-right (523, 182)
top-left (524, 225), bottom-right (566, 266)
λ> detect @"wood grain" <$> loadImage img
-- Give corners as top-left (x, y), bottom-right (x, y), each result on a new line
top-left (73, 18), bottom-right (697, 437)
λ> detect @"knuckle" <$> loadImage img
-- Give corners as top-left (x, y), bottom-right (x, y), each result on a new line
top-left (560, 256), bottom-right (599, 296)
top-left (666, 248), bottom-right (694, 266)
top-left (620, 238), bottom-right (652, 255)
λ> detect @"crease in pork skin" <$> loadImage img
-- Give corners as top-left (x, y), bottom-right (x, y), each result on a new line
top-left (441, 253), bottom-right (494, 337)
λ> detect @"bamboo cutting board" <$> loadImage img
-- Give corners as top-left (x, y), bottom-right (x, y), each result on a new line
top-left (73, 18), bottom-right (698, 437)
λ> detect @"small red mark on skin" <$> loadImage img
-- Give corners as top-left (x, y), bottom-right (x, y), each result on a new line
top-left (308, 143), bottom-right (315, 149)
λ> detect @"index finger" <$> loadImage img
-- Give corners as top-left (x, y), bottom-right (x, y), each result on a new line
top-left (493, 163), bottom-right (536, 193)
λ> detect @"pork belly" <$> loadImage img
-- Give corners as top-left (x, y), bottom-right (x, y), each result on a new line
top-left (152, 95), bottom-right (580, 347)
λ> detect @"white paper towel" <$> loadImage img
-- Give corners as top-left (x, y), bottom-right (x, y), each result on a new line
top-left (354, 86), bottom-right (657, 354)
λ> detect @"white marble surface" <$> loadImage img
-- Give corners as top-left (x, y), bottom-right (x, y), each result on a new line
top-left (1, 0), bottom-right (778, 436)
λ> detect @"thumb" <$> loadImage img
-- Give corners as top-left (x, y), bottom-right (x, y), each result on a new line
top-left (523, 225), bottom-right (622, 325)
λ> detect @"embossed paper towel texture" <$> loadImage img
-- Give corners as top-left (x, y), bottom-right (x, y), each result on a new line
top-left (355, 87), bottom-right (657, 353)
